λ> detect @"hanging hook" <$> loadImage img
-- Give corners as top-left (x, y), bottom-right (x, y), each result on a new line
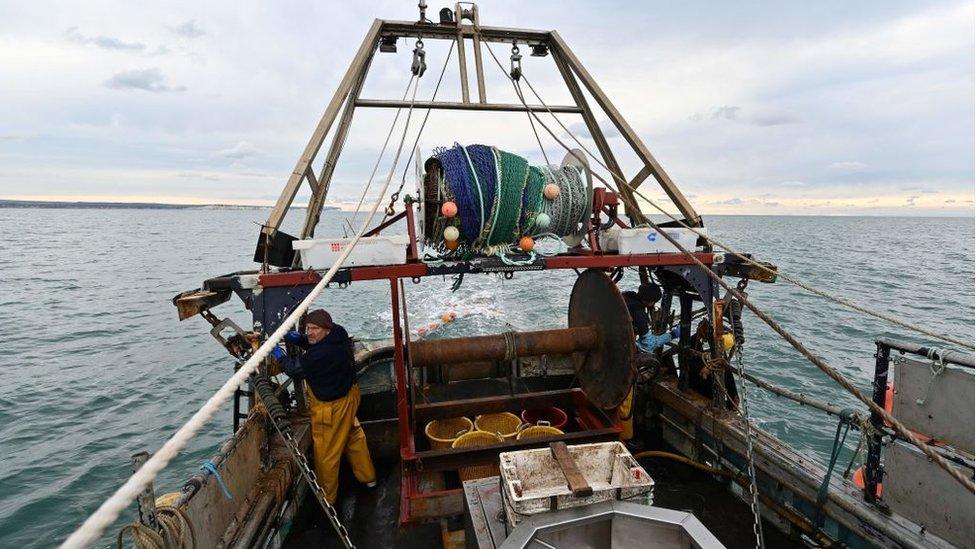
top-left (412, 38), bottom-right (427, 77)
top-left (510, 41), bottom-right (522, 81)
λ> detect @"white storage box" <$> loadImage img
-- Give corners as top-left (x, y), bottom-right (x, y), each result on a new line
top-left (499, 441), bottom-right (654, 528)
top-left (617, 227), bottom-right (704, 254)
top-left (292, 234), bottom-right (409, 269)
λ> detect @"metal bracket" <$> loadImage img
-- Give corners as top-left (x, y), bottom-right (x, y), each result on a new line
top-left (210, 318), bottom-right (248, 356)
top-left (132, 452), bottom-right (160, 531)
top-left (510, 42), bottom-right (522, 81)
top-left (412, 39), bottom-right (427, 77)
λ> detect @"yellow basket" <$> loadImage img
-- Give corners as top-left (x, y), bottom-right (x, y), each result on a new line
top-left (516, 424), bottom-right (564, 441)
top-left (425, 417), bottom-right (474, 450)
top-left (474, 412), bottom-right (522, 440)
top-left (452, 431), bottom-right (504, 481)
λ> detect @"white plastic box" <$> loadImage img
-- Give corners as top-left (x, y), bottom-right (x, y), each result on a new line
top-left (615, 227), bottom-right (704, 254)
top-left (291, 234), bottom-right (409, 269)
top-left (499, 441), bottom-right (654, 529)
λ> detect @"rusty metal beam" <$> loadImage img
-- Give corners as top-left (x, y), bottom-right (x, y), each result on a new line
top-left (354, 99), bottom-right (582, 113)
top-left (407, 428), bottom-right (619, 472)
top-left (173, 289), bottom-right (231, 321)
top-left (410, 326), bottom-right (598, 367)
top-left (380, 20), bottom-right (551, 43)
top-left (414, 388), bottom-right (579, 422)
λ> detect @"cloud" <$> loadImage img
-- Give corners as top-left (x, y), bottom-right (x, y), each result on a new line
top-left (103, 68), bottom-right (186, 92)
top-left (566, 119), bottom-right (621, 139)
top-left (827, 161), bottom-right (867, 171)
top-left (711, 105), bottom-right (740, 120)
top-left (689, 105), bottom-right (798, 126)
top-left (750, 112), bottom-right (800, 126)
top-left (214, 141), bottom-right (262, 159)
top-left (169, 20), bottom-right (205, 38)
top-left (779, 180), bottom-right (806, 187)
top-left (64, 27), bottom-right (145, 52)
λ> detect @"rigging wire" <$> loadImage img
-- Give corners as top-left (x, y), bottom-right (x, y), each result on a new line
top-left (349, 77), bottom-right (415, 225)
top-left (513, 68), bottom-right (974, 351)
top-left (482, 41), bottom-right (975, 494)
top-left (382, 40), bottom-right (457, 222)
top-left (62, 73), bottom-right (425, 549)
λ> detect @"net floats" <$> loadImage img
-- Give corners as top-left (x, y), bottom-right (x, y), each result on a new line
top-left (441, 201), bottom-right (458, 217)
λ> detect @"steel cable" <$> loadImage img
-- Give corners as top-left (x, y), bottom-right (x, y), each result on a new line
top-left (62, 73), bottom-right (424, 549)
top-left (515, 68), bottom-right (973, 351)
top-left (483, 41), bottom-right (975, 493)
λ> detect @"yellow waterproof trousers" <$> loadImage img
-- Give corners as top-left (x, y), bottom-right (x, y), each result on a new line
top-left (307, 384), bottom-right (376, 503)
top-left (618, 388), bottom-right (634, 441)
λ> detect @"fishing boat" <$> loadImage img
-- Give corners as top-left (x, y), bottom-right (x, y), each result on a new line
top-left (65, 4), bottom-right (974, 548)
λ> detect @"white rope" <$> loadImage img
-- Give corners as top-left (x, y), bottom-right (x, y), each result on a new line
top-left (62, 75), bottom-right (424, 549)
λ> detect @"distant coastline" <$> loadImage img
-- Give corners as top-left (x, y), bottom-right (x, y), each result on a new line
top-left (0, 199), bottom-right (337, 211)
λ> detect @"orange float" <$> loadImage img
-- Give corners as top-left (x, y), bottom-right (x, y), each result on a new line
top-left (519, 236), bottom-right (535, 252)
top-left (440, 201), bottom-right (458, 217)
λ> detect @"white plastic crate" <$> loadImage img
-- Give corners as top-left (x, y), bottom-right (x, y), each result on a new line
top-left (499, 441), bottom-right (654, 529)
top-left (291, 234), bottom-right (409, 269)
top-left (616, 227), bottom-right (703, 254)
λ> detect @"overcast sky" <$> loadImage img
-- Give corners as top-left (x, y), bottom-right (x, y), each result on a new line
top-left (0, 1), bottom-right (973, 215)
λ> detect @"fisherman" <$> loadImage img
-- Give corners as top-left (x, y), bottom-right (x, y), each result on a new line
top-left (622, 283), bottom-right (681, 353)
top-left (619, 283), bottom-right (682, 446)
top-left (268, 309), bottom-right (377, 504)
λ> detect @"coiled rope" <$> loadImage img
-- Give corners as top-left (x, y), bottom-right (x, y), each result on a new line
top-left (483, 41), bottom-right (975, 494)
top-left (62, 73), bottom-right (424, 549)
top-left (116, 506), bottom-right (196, 549)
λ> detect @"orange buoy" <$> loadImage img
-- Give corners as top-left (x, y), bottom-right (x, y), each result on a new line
top-left (543, 183), bottom-right (560, 200)
top-left (417, 326), bottom-right (429, 336)
top-left (519, 236), bottom-right (535, 252)
top-left (441, 201), bottom-right (458, 217)
top-left (445, 239), bottom-right (460, 251)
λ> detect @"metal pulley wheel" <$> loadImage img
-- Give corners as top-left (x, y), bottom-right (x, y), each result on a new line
top-left (568, 268), bottom-right (635, 408)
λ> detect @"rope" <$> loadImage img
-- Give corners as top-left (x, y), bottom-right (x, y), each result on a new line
top-left (62, 74), bottom-right (423, 549)
top-left (350, 77), bottom-right (414, 223)
top-left (483, 41), bottom-right (976, 494)
top-left (515, 69), bottom-right (973, 351)
top-left (200, 461), bottom-right (232, 500)
top-left (116, 506), bottom-right (196, 549)
top-left (383, 40), bottom-right (455, 222)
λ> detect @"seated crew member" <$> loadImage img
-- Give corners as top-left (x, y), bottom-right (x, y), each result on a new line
top-left (269, 309), bottom-right (376, 504)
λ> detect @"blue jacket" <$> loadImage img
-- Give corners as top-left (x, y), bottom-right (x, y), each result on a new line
top-left (276, 324), bottom-right (356, 402)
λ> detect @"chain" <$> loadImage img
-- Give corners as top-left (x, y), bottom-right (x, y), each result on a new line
top-left (255, 382), bottom-right (356, 548)
top-left (735, 350), bottom-right (766, 549)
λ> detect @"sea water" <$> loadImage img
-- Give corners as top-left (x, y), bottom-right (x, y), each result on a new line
top-left (0, 208), bottom-right (972, 547)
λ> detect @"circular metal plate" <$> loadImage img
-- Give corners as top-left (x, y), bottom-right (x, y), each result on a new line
top-left (560, 149), bottom-right (593, 248)
top-left (568, 269), bottom-right (635, 408)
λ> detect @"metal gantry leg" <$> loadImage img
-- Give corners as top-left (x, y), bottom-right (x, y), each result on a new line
top-left (865, 341), bottom-right (890, 503)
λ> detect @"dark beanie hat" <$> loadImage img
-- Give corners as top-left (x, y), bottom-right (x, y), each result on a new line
top-left (637, 283), bottom-right (661, 303)
top-left (305, 309), bottom-right (333, 329)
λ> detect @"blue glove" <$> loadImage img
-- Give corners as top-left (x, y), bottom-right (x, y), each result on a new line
top-left (669, 326), bottom-right (683, 339)
top-left (269, 346), bottom-right (286, 361)
top-left (284, 330), bottom-right (303, 344)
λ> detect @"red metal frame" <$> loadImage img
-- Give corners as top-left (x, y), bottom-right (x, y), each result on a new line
top-left (255, 203), bottom-right (718, 525)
